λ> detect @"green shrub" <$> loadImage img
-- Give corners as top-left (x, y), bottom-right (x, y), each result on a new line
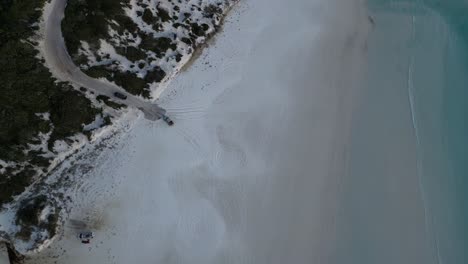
top-left (0, 0), bottom-right (103, 207)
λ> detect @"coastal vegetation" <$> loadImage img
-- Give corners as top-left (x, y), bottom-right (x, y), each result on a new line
top-left (0, 0), bottom-right (236, 253)
top-left (62, 0), bottom-right (230, 99)
top-left (0, 0), bottom-right (102, 206)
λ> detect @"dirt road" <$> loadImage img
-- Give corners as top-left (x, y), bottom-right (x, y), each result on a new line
top-left (42, 0), bottom-right (166, 120)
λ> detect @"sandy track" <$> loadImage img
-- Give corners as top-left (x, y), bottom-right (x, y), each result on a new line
top-left (42, 0), bottom-right (166, 120)
top-left (27, 0), bottom-right (373, 263)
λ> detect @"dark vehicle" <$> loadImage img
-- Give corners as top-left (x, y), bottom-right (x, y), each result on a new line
top-left (114, 92), bottom-right (127, 100)
top-left (162, 115), bottom-right (174, 126)
top-left (79, 231), bottom-right (94, 244)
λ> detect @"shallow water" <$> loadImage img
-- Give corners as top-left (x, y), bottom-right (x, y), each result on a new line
top-left (337, 0), bottom-right (468, 263)
top-left (393, 1), bottom-right (468, 262)
top-left (20, 0), bottom-right (467, 263)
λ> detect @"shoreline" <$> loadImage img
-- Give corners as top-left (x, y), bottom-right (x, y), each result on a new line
top-left (334, 1), bottom-right (459, 263)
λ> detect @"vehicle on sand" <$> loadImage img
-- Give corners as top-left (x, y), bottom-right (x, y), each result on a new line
top-left (79, 231), bottom-right (94, 244)
top-left (162, 115), bottom-right (174, 126)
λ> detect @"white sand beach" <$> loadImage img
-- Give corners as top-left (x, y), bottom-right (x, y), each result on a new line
top-left (26, 0), bottom-right (372, 263)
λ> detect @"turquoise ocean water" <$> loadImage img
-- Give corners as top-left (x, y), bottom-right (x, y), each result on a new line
top-left (335, 1), bottom-right (467, 263)
top-left (369, 0), bottom-right (468, 263)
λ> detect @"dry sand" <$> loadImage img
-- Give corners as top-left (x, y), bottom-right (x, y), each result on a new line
top-left (26, 0), bottom-right (371, 263)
